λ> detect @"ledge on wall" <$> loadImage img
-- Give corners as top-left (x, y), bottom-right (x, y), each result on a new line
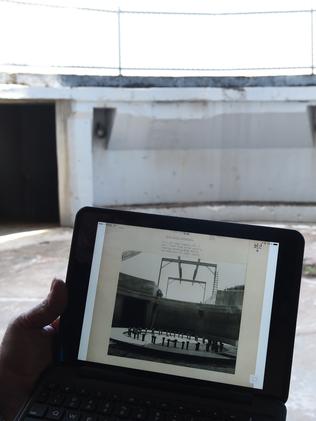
top-left (2, 73), bottom-right (316, 89)
top-left (114, 202), bottom-right (316, 224)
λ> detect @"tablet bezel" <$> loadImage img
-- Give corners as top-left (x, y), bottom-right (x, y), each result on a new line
top-left (59, 206), bottom-right (304, 403)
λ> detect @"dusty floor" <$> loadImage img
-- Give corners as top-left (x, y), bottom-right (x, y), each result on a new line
top-left (0, 219), bottom-right (315, 420)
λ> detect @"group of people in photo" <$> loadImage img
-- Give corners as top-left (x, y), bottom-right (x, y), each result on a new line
top-left (126, 327), bottom-right (225, 353)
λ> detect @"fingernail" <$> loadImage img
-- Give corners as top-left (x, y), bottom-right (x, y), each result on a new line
top-left (50, 278), bottom-right (60, 291)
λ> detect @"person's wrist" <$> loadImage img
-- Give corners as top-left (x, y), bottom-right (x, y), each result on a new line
top-left (0, 352), bottom-right (6, 421)
top-left (0, 367), bottom-right (13, 421)
top-left (0, 356), bottom-right (27, 421)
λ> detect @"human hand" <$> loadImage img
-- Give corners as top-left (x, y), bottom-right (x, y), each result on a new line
top-left (0, 279), bottom-right (67, 421)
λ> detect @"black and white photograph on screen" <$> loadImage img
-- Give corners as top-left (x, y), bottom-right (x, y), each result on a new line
top-left (108, 250), bottom-right (246, 374)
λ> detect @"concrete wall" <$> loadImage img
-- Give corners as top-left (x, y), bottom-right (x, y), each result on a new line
top-left (1, 78), bottom-right (316, 225)
top-left (215, 290), bottom-right (244, 309)
top-left (92, 100), bottom-right (315, 208)
top-left (113, 274), bottom-right (241, 343)
top-left (149, 298), bottom-right (241, 344)
top-left (118, 273), bottom-right (159, 296)
top-left (113, 291), bottom-right (241, 344)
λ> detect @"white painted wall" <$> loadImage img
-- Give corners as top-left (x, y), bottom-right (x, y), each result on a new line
top-left (92, 99), bottom-right (315, 209)
top-left (104, 101), bottom-right (313, 150)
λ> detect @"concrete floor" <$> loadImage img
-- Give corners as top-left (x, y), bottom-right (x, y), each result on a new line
top-left (0, 219), bottom-right (315, 420)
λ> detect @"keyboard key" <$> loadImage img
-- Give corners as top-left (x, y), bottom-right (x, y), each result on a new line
top-left (37, 390), bottom-right (50, 403)
top-left (158, 402), bottom-right (171, 411)
top-left (48, 393), bottom-right (65, 406)
top-left (46, 383), bottom-right (58, 391)
top-left (165, 413), bottom-right (185, 421)
top-left (174, 404), bottom-right (186, 414)
top-left (100, 417), bottom-right (117, 421)
top-left (125, 396), bottom-right (138, 405)
top-left (64, 410), bottom-right (80, 421)
top-left (206, 408), bottom-right (223, 420)
top-left (143, 398), bottom-right (156, 408)
top-left (150, 409), bottom-right (165, 421)
top-left (192, 407), bottom-right (205, 415)
top-left (78, 388), bottom-right (89, 396)
top-left (109, 393), bottom-right (120, 401)
top-left (46, 407), bottom-right (64, 420)
top-left (61, 385), bottom-right (74, 394)
top-left (65, 395), bottom-right (81, 409)
top-left (98, 417), bottom-right (115, 421)
top-left (81, 398), bottom-right (97, 412)
top-left (114, 404), bottom-right (130, 418)
top-left (92, 390), bottom-right (106, 399)
top-left (24, 417), bottom-right (47, 421)
top-left (224, 412), bottom-right (249, 421)
top-left (81, 415), bottom-right (97, 421)
top-left (28, 403), bottom-right (47, 417)
top-left (98, 401), bottom-right (114, 415)
top-left (132, 407), bottom-right (147, 420)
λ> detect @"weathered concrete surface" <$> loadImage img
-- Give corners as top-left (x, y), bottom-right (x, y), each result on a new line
top-left (0, 218), bottom-right (315, 420)
top-left (2, 81), bottom-right (316, 225)
top-left (122, 203), bottom-right (316, 224)
top-left (2, 73), bottom-right (316, 88)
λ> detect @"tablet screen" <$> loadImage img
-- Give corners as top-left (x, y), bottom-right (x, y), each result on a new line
top-left (78, 221), bottom-right (279, 390)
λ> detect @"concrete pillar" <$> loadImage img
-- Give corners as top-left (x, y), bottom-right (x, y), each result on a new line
top-left (56, 100), bottom-right (94, 226)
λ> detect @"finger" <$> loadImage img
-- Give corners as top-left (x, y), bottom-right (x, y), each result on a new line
top-left (16, 279), bottom-right (67, 329)
top-left (50, 317), bottom-right (60, 332)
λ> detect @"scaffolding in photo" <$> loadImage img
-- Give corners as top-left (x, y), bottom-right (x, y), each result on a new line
top-left (157, 257), bottom-right (218, 303)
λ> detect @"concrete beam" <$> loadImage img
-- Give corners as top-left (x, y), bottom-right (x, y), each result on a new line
top-left (2, 73), bottom-right (316, 88)
top-left (2, 84), bottom-right (316, 103)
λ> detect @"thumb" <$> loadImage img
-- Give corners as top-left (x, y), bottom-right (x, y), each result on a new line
top-left (16, 279), bottom-right (67, 329)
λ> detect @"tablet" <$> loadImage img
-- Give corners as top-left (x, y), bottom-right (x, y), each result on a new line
top-left (60, 206), bottom-right (304, 406)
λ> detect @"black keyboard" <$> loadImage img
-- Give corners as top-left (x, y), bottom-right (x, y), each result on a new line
top-left (21, 382), bottom-right (272, 421)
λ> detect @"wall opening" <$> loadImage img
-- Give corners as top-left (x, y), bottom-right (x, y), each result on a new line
top-left (0, 103), bottom-right (59, 223)
top-left (93, 107), bottom-right (116, 148)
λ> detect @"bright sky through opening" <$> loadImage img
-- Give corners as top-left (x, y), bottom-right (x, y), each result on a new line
top-left (1, 0), bottom-right (316, 76)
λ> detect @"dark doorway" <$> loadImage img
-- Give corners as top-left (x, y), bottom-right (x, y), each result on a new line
top-left (0, 103), bottom-right (59, 222)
